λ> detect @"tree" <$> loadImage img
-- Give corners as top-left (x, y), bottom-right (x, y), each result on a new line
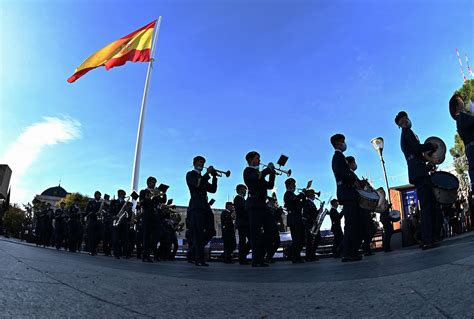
top-left (59, 192), bottom-right (90, 210)
top-left (3, 204), bottom-right (28, 238)
top-left (450, 79), bottom-right (474, 195)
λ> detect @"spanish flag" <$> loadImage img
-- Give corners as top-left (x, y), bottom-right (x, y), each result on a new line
top-left (67, 20), bottom-right (157, 83)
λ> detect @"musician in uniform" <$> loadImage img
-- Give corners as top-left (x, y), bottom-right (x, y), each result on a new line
top-left (186, 156), bottom-right (218, 266)
top-left (67, 201), bottom-right (82, 252)
top-left (284, 178), bottom-right (306, 264)
top-left (329, 199), bottom-right (343, 257)
top-left (85, 191), bottom-right (103, 256)
top-left (346, 156), bottom-right (372, 256)
top-left (139, 176), bottom-right (159, 263)
top-left (221, 202), bottom-right (236, 264)
top-left (330, 134), bottom-right (362, 262)
top-left (265, 194), bottom-right (282, 263)
top-left (450, 94), bottom-right (474, 191)
top-left (234, 184), bottom-right (251, 265)
top-left (395, 111), bottom-right (439, 250)
top-left (243, 151), bottom-right (275, 267)
top-left (302, 189), bottom-right (320, 262)
top-left (98, 199), bottom-right (111, 256)
top-left (35, 202), bottom-right (47, 247)
top-left (53, 202), bottom-right (67, 250)
top-left (151, 185), bottom-right (168, 262)
top-left (110, 189), bottom-right (129, 259)
top-left (44, 203), bottom-right (54, 247)
top-left (380, 208), bottom-right (393, 252)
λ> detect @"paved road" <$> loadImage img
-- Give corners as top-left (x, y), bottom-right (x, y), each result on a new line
top-left (1, 233), bottom-right (473, 318)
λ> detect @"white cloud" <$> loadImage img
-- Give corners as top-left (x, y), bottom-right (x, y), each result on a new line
top-left (1, 116), bottom-right (81, 204)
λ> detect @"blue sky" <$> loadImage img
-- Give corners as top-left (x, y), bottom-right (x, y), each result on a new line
top-left (1, 0), bottom-right (473, 219)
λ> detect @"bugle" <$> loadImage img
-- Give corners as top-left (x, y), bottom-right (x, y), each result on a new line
top-left (204, 166), bottom-right (231, 178)
top-left (261, 164), bottom-right (292, 177)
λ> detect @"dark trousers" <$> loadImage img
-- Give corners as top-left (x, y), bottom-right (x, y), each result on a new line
top-left (360, 210), bottom-right (373, 253)
top-left (127, 228), bottom-right (136, 257)
top-left (189, 209), bottom-right (215, 264)
top-left (382, 222), bottom-right (393, 251)
top-left (342, 200), bottom-right (359, 257)
top-left (170, 232), bottom-right (178, 259)
top-left (136, 226), bottom-right (144, 258)
top-left (142, 219), bottom-right (156, 259)
top-left (67, 220), bottom-right (81, 252)
top-left (266, 223), bottom-right (280, 260)
top-left (247, 200), bottom-right (273, 265)
top-left (87, 220), bottom-right (101, 254)
top-left (414, 176), bottom-right (437, 245)
top-left (222, 232), bottom-right (236, 262)
top-left (103, 223), bottom-right (113, 255)
top-left (237, 226), bottom-right (251, 263)
top-left (289, 223), bottom-right (305, 262)
top-left (54, 223), bottom-right (66, 249)
top-left (113, 222), bottom-right (129, 257)
top-left (331, 225), bottom-right (343, 255)
top-left (305, 228), bottom-right (320, 260)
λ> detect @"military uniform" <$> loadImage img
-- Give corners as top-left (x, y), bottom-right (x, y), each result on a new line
top-left (332, 149), bottom-right (359, 259)
top-left (234, 194), bottom-right (250, 264)
top-left (186, 170), bottom-right (217, 266)
top-left (400, 127), bottom-right (437, 246)
top-left (54, 207), bottom-right (67, 250)
top-left (303, 198), bottom-right (319, 261)
top-left (243, 166), bottom-right (275, 267)
top-left (284, 190), bottom-right (306, 263)
top-left (221, 209), bottom-right (236, 263)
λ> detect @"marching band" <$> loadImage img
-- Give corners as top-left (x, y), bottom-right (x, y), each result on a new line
top-left (29, 94), bottom-right (474, 266)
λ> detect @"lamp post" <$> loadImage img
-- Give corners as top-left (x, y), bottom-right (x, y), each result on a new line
top-left (371, 137), bottom-right (391, 206)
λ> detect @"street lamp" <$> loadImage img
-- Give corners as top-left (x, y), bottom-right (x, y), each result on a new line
top-left (371, 137), bottom-right (391, 206)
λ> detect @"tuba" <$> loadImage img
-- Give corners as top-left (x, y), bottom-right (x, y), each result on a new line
top-left (423, 136), bottom-right (446, 165)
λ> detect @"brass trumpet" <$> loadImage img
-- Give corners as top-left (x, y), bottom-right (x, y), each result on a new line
top-left (261, 164), bottom-right (292, 177)
top-left (204, 166), bottom-right (231, 178)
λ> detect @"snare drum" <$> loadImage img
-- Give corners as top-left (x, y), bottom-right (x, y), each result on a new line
top-left (356, 189), bottom-right (380, 211)
top-left (389, 210), bottom-right (401, 222)
top-left (430, 171), bottom-right (459, 205)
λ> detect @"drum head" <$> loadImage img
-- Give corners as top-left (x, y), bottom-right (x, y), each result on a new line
top-left (357, 189), bottom-right (380, 200)
top-left (423, 137), bottom-right (446, 165)
top-left (431, 171), bottom-right (459, 191)
top-left (389, 210), bottom-right (401, 222)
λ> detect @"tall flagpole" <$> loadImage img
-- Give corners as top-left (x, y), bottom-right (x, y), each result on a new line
top-left (131, 16), bottom-right (162, 193)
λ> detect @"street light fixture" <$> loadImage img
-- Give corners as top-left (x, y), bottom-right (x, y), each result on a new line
top-left (371, 137), bottom-right (391, 206)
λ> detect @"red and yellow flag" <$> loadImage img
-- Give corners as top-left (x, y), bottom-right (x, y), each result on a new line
top-left (67, 20), bottom-right (157, 83)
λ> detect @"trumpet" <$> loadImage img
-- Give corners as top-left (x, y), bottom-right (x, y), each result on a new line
top-left (204, 166), bottom-right (231, 178)
top-left (261, 164), bottom-right (292, 177)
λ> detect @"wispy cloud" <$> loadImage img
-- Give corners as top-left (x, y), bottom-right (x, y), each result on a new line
top-left (1, 116), bottom-right (81, 204)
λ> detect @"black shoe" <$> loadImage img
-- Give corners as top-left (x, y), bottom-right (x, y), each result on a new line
top-left (384, 248), bottom-right (393, 252)
top-left (223, 260), bottom-right (234, 264)
top-left (115, 256), bottom-right (120, 259)
top-left (142, 257), bottom-right (153, 263)
top-left (195, 262), bottom-right (209, 267)
top-left (239, 260), bottom-right (250, 265)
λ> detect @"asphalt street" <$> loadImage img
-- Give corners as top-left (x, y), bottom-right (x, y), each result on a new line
top-left (1, 233), bottom-right (473, 318)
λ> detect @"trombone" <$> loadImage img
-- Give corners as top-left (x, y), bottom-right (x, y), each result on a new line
top-left (260, 164), bottom-right (292, 177)
top-left (204, 166), bottom-right (231, 178)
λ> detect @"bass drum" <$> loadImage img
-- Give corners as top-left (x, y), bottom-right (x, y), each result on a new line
top-left (430, 171), bottom-right (459, 205)
top-left (357, 189), bottom-right (380, 211)
top-left (374, 187), bottom-right (388, 213)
